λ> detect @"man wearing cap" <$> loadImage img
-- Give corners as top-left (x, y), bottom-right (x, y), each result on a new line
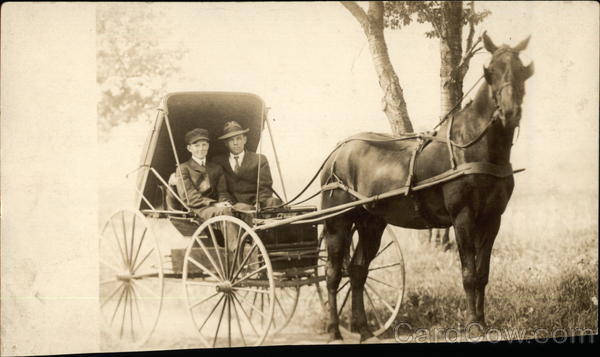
top-left (173, 128), bottom-right (235, 221)
top-left (214, 120), bottom-right (282, 212)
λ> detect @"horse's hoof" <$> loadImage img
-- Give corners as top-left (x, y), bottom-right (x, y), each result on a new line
top-left (361, 336), bottom-right (380, 344)
top-left (328, 339), bottom-right (344, 344)
top-left (466, 321), bottom-right (487, 337)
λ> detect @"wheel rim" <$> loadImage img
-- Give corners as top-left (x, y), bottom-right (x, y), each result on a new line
top-left (99, 209), bottom-right (164, 346)
top-left (270, 286), bottom-right (301, 336)
top-left (183, 216), bottom-right (275, 348)
top-left (316, 226), bottom-right (405, 336)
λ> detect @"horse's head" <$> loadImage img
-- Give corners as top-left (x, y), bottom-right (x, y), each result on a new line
top-left (482, 32), bottom-right (534, 129)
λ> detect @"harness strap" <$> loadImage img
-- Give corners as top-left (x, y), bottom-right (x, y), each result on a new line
top-left (320, 161), bottom-right (519, 202)
top-left (404, 138), bottom-right (422, 195)
top-left (446, 115), bottom-right (456, 169)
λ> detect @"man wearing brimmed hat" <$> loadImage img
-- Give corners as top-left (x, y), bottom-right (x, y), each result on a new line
top-left (172, 128), bottom-right (235, 221)
top-left (214, 120), bottom-right (282, 211)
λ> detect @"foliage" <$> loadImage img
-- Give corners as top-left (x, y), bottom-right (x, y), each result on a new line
top-left (97, 4), bottom-right (187, 137)
top-left (384, 1), bottom-right (491, 39)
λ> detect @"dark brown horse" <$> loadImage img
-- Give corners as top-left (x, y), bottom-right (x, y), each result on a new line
top-left (320, 32), bottom-right (534, 342)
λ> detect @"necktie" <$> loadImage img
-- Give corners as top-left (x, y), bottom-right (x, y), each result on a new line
top-left (234, 155), bottom-right (241, 173)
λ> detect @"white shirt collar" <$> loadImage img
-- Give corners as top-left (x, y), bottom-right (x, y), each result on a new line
top-left (192, 156), bottom-right (206, 167)
top-left (229, 151), bottom-right (245, 171)
top-left (230, 150), bottom-right (245, 161)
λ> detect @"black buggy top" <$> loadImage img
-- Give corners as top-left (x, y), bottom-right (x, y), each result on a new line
top-left (135, 91), bottom-right (267, 211)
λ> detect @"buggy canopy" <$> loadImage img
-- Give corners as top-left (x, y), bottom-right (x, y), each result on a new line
top-left (136, 91), bottom-right (266, 210)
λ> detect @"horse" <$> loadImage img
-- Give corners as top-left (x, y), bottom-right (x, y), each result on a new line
top-left (320, 32), bottom-right (534, 342)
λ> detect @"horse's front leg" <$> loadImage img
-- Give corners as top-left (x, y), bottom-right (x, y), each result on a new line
top-left (324, 219), bottom-right (352, 342)
top-left (473, 214), bottom-right (501, 327)
top-left (452, 208), bottom-right (479, 325)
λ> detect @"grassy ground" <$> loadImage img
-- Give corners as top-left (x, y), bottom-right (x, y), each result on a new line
top-left (291, 190), bottom-right (598, 342)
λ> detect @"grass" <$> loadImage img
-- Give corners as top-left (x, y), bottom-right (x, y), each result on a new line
top-left (292, 191), bottom-right (598, 341)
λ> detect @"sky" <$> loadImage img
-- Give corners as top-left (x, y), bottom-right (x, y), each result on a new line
top-left (105, 1), bottom-right (598, 201)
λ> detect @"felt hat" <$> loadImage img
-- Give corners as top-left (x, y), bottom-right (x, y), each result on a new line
top-left (185, 128), bottom-right (210, 145)
top-left (218, 121), bottom-right (249, 140)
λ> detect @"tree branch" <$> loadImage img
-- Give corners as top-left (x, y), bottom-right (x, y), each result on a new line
top-left (421, 4), bottom-right (442, 39)
top-left (464, 0), bottom-right (476, 56)
top-left (340, 1), bottom-right (369, 31)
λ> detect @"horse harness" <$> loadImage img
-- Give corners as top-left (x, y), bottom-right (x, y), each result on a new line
top-left (321, 107), bottom-right (521, 226)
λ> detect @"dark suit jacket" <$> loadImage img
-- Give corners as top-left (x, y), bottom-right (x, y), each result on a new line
top-left (214, 151), bottom-right (274, 205)
top-left (175, 158), bottom-right (233, 209)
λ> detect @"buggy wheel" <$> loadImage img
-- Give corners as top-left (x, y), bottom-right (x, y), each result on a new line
top-left (316, 226), bottom-right (405, 337)
top-left (236, 285), bottom-right (300, 336)
top-left (182, 215), bottom-right (275, 348)
top-left (99, 209), bottom-right (164, 347)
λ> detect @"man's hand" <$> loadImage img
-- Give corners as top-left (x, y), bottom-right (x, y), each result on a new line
top-left (168, 172), bottom-right (179, 186)
top-left (214, 201), bottom-right (232, 208)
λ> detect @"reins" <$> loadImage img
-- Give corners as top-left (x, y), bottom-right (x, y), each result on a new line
top-left (262, 73), bottom-right (512, 212)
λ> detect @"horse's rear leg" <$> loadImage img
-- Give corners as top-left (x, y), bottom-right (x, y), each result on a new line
top-left (350, 214), bottom-right (386, 342)
top-left (324, 216), bottom-right (353, 342)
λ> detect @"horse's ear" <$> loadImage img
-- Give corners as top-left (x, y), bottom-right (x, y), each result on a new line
top-left (483, 66), bottom-right (492, 84)
top-left (513, 35), bottom-right (531, 52)
top-left (522, 62), bottom-right (535, 80)
top-left (482, 31), bottom-right (498, 53)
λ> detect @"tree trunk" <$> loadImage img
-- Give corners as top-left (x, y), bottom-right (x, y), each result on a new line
top-left (365, 18), bottom-right (414, 134)
top-left (431, 1), bottom-right (464, 249)
top-left (439, 1), bottom-right (464, 120)
top-left (341, 1), bottom-right (414, 135)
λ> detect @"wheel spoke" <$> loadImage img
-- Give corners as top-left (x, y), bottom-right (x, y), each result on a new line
top-left (131, 227), bottom-right (147, 270)
top-left (129, 284), bottom-right (146, 332)
top-left (132, 248), bottom-right (155, 274)
top-left (230, 294), bottom-right (247, 346)
top-left (227, 295), bottom-right (232, 347)
top-left (129, 283), bottom-right (135, 340)
top-left (364, 287), bottom-right (384, 328)
top-left (368, 262), bottom-right (403, 272)
top-left (100, 259), bottom-right (122, 275)
top-left (206, 223), bottom-right (226, 279)
top-left (189, 291), bottom-right (220, 310)
top-left (110, 218), bottom-right (128, 268)
top-left (193, 234), bottom-right (225, 281)
top-left (187, 256), bottom-right (221, 282)
top-left (110, 283), bottom-right (127, 325)
top-left (337, 284), bottom-right (351, 316)
top-left (337, 279), bottom-right (350, 294)
top-left (365, 282), bottom-right (395, 313)
top-left (212, 295), bottom-right (228, 348)
top-left (373, 241), bottom-right (394, 260)
top-left (119, 285), bottom-right (129, 338)
top-left (231, 293), bottom-right (259, 337)
top-left (228, 231), bottom-right (249, 280)
top-left (131, 279), bottom-right (159, 299)
top-left (238, 292), bottom-right (268, 319)
top-left (198, 294), bottom-right (226, 332)
top-left (274, 294), bottom-right (289, 320)
top-left (129, 214), bottom-right (136, 271)
top-left (231, 265), bottom-right (268, 287)
top-left (230, 243), bottom-right (258, 282)
top-left (101, 282), bottom-right (125, 308)
top-left (366, 275), bottom-right (399, 290)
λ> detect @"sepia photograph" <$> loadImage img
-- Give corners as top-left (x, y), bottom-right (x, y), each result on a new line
top-left (1, 1), bottom-right (598, 355)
